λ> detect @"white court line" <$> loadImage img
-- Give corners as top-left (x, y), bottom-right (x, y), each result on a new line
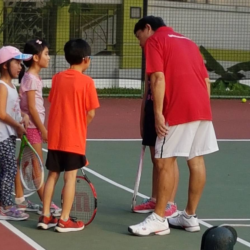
top-left (202, 219), bottom-right (250, 221)
top-left (0, 221), bottom-right (45, 250)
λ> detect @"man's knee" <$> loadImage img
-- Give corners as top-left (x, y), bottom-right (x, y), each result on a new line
top-left (155, 157), bottom-right (176, 171)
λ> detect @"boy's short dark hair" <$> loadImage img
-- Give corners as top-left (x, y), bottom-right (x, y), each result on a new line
top-left (64, 39), bottom-right (91, 65)
top-left (134, 16), bottom-right (166, 34)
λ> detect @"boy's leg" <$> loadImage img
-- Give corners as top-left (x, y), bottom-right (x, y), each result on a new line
top-left (42, 171), bottom-right (60, 216)
top-left (186, 156), bottom-right (206, 215)
top-left (55, 169), bottom-right (84, 232)
top-left (60, 169), bottom-right (77, 220)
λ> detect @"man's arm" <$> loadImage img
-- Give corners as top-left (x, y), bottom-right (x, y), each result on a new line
top-left (150, 71), bottom-right (168, 137)
top-left (205, 78), bottom-right (210, 98)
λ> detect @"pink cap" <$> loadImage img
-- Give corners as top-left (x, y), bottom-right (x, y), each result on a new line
top-left (0, 46), bottom-right (32, 64)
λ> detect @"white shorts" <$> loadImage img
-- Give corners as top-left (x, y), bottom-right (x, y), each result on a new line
top-left (155, 121), bottom-right (219, 160)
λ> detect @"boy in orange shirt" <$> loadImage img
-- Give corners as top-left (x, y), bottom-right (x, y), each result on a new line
top-left (37, 39), bottom-right (99, 232)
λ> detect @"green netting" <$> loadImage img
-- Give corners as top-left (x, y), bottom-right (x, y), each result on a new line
top-left (0, 0), bottom-right (249, 98)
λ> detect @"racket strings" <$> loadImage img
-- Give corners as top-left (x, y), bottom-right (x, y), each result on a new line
top-left (20, 146), bottom-right (43, 191)
top-left (70, 178), bottom-right (96, 223)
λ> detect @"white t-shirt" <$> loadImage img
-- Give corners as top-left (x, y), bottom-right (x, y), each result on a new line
top-left (0, 80), bottom-right (22, 142)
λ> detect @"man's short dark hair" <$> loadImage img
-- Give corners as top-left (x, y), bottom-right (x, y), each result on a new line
top-left (134, 16), bottom-right (166, 34)
top-left (64, 39), bottom-right (91, 65)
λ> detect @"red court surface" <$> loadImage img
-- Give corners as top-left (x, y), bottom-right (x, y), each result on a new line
top-left (72, 99), bottom-right (250, 139)
top-left (0, 223), bottom-right (35, 250)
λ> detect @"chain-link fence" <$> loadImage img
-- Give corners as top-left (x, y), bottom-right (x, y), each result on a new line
top-left (0, 0), bottom-right (249, 97)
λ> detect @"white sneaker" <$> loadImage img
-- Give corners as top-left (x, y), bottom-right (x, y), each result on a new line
top-left (168, 210), bottom-right (200, 232)
top-left (128, 213), bottom-right (170, 236)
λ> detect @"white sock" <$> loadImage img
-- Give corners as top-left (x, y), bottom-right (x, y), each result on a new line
top-left (153, 212), bottom-right (165, 222)
top-left (168, 202), bottom-right (175, 205)
top-left (150, 197), bottom-right (156, 203)
top-left (184, 210), bottom-right (195, 218)
top-left (15, 197), bottom-right (25, 204)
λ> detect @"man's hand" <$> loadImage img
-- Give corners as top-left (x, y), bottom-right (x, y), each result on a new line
top-left (155, 113), bottom-right (169, 138)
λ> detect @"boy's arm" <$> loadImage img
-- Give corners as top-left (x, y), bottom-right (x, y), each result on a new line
top-left (140, 74), bottom-right (149, 138)
top-left (87, 109), bottom-right (95, 126)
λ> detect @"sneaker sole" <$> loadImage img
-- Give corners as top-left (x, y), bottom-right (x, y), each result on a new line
top-left (37, 223), bottom-right (57, 230)
top-left (16, 206), bottom-right (38, 212)
top-left (132, 209), bottom-right (154, 214)
top-left (25, 208), bottom-right (39, 212)
top-left (0, 215), bottom-right (29, 221)
top-left (54, 225), bottom-right (85, 233)
top-left (128, 227), bottom-right (170, 236)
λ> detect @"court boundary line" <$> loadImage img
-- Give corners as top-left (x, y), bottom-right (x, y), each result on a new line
top-left (0, 220), bottom-right (45, 250)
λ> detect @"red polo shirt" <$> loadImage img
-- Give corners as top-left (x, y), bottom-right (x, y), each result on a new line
top-left (145, 27), bottom-right (212, 126)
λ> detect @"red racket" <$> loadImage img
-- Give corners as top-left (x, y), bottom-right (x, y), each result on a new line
top-left (61, 167), bottom-right (97, 226)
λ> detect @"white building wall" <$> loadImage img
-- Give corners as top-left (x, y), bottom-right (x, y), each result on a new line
top-left (148, 1), bottom-right (250, 51)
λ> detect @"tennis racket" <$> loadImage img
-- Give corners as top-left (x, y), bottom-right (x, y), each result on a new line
top-left (18, 135), bottom-right (44, 193)
top-left (131, 145), bottom-right (146, 211)
top-left (12, 189), bottom-right (36, 198)
top-left (61, 167), bottom-right (97, 226)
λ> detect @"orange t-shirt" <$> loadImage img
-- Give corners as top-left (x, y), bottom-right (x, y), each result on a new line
top-left (47, 69), bottom-right (100, 155)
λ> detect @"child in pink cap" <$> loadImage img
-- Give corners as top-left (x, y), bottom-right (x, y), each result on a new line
top-left (0, 46), bottom-right (31, 220)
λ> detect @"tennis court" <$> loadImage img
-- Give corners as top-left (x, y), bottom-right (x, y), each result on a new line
top-left (0, 99), bottom-right (250, 250)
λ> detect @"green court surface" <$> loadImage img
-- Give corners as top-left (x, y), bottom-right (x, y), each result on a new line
top-left (7, 141), bottom-right (250, 250)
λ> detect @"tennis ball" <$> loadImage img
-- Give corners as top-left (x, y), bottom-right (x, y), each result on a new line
top-left (242, 98), bottom-right (247, 103)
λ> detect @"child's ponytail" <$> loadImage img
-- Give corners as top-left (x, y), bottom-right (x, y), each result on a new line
top-left (18, 64), bottom-right (25, 84)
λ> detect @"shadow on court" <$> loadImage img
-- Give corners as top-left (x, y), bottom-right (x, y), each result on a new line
top-left (5, 141), bottom-right (250, 250)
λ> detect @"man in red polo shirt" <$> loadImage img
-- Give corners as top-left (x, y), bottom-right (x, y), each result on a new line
top-left (128, 16), bottom-right (218, 236)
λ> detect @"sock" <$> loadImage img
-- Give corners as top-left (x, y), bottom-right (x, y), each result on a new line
top-left (184, 210), bottom-right (196, 218)
top-left (168, 201), bottom-right (175, 205)
top-left (62, 218), bottom-right (69, 222)
top-left (153, 212), bottom-right (165, 222)
top-left (43, 214), bottom-right (51, 217)
top-left (15, 197), bottom-right (25, 204)
top-left (150, 197), bottom-right (156, 203)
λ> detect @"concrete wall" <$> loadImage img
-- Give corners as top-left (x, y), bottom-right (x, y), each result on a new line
top-left (187, 0), bottom-right (250, 6)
